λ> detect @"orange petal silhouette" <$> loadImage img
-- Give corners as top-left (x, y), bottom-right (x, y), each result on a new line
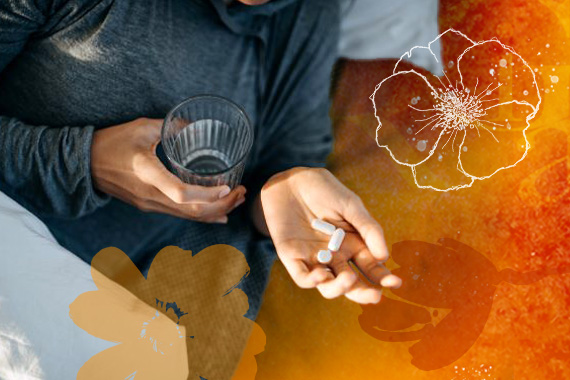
top-left (360, 296), bottom-right (431, 332)
top-left (146, 244), bottom-right (250, 313)
top-left (184, 288), bottom-right (254, 380)
top-left (408, 287), bottom-right (496, 371)
top-left (69, 290), bottom-right (154, 343)
top-left (232, 322), bottom-right (267, 380)
top-left (71, 245), bottom-right (264, 380)
top-left (77, 341), bottom-right (189, 380)
top-left (90, 247), bottom-right (150, 298)
top-left (391, 238), bottom-right (499, 308)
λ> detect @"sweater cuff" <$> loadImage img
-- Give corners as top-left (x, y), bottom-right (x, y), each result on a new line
top-left (81, 125), bottom-right (111, 211)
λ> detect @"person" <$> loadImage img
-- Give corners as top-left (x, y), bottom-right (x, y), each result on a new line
top-left (0, 0), bottom-right (389, 320)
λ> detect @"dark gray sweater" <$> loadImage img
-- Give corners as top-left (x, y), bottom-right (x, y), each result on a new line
top-left (0, 0), bottom-right (339, 311)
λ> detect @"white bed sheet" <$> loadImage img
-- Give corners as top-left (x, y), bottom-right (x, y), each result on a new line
top-left (0, 192), bottom-right (113, 379)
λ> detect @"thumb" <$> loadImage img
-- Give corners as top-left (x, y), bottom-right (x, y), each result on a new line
top-left (343, 197), bottom-right (390, 262)
top-left (135, 151), bottom-right (231, 204)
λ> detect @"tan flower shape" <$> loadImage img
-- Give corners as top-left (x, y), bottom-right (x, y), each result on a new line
top-left (371, 29), bottom-right (541, 191)
top-left (69, 245), bottom-right (265, 380)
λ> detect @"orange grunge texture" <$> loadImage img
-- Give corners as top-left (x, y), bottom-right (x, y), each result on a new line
top-left (254, 1), bottom-right (570, 379)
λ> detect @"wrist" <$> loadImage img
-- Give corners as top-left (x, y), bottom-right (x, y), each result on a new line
top-left (88, 127), bottom-right (113, 202)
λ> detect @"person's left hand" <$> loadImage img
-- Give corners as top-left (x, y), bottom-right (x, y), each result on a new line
top-left (261, 167), bottom-right (391, 304)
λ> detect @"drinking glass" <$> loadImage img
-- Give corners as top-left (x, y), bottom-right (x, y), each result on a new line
top-left (161, 95), bottom-right (254, 188)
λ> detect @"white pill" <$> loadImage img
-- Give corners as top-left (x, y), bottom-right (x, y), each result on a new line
top-left (328, 228), bottom-right (346, 252)
top-left (311, 219), bottom-right (336, 235)
top-left (381, 274), bottom-right (402, 289)
top-left (317, 249), bottom-right (333, 264)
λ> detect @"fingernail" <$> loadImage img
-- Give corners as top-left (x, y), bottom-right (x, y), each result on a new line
top-left (215, 216), bottom-right (229, 224)
top-left (377, 253), bottom-right (390, 263)
top-left (234, 198), bottom-right (245, 208)
top-left (372, 291), bottom-right (383, 304)
top-left (218, 186), bottom-right (231, 199)
top-left (380, 274), bottom-right (402, 289)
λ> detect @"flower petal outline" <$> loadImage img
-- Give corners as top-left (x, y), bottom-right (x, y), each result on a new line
top-left (371, 28), bottom-right (541, 191)
top-left (371, 70), bottom-right (451, 168)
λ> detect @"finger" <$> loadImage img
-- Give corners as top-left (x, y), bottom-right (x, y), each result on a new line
top-left (142, 200), bottom-right (229, 223)
top-left (149, 186), bottom-right (246, 221)
top-left (134, 118), bottom-right (233, 203)
top-left (316, 259), bottom-right (358, 299)
top-left (138, 118), bottom-right (168, 144)
top-left (137, 118), bottom-right (164, 135)
top-left (343, 197), bottom-right (390, 262)
top-left (380, 274), bottom-right (403, 289)
top-left (136, 154), bottom-right (233, 204)
top-left (344, 281), bottom-right (383, 304)
top-left (281, 258), bottom-right (333, 289)
top-left (137, 198), bottom-right (216, 221)
top-left (201, 215), bottom-right (230, 224)
top-left (351, 247), bottom-right (392, 285)
top-left (189, 186), bottom-right (247, 216)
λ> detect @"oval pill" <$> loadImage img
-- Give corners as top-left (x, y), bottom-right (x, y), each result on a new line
top-left (380, 274), bottom-right (402, 289)
top-left (311, 219), bottom-right (336, 235)
top-left (317, 249), bottom-right (333, 264)
top-left (328, 228), bottom-right (346, 252)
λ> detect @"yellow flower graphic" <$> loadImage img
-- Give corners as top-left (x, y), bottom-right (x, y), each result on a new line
top-left (69, 245), bottom-right (265, 380)
top-left (371, 29), bottom-right (541, 191)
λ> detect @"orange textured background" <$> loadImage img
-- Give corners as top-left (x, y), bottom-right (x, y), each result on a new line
top-left (254, 1), bottom-right (570, 379)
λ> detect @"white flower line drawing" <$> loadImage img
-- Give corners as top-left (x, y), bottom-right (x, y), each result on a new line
top-left (370, 29), bottom-right (542, 192)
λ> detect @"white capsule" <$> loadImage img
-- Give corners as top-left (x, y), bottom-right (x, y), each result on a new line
top-left (328, 228), bottom-right (346, 252)
top-left (317, 249), bottom-right (333, 264)
top-left (311, 219), bottom-right (336, 235)
top-left (381, 274), bottom-right (403, 289)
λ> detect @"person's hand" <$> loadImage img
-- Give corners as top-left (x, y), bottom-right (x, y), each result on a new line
top-left (91, 118), bottom-right (246, 223)
top-left (261, 167), bottom-right (390, 304)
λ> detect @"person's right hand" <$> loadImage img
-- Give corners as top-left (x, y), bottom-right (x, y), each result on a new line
top-left (91, 118), bottom-right (246, 223)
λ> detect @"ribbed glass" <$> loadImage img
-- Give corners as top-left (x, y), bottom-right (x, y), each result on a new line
top-left (161, 95), bottom-right (254, 188)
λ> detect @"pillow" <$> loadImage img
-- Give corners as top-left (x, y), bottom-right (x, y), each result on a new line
top-left (339, 0), bottom-right (442, 74)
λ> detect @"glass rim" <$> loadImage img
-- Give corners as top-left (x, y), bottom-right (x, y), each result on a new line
top-left (161, 94), bottom-right (254, 178)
